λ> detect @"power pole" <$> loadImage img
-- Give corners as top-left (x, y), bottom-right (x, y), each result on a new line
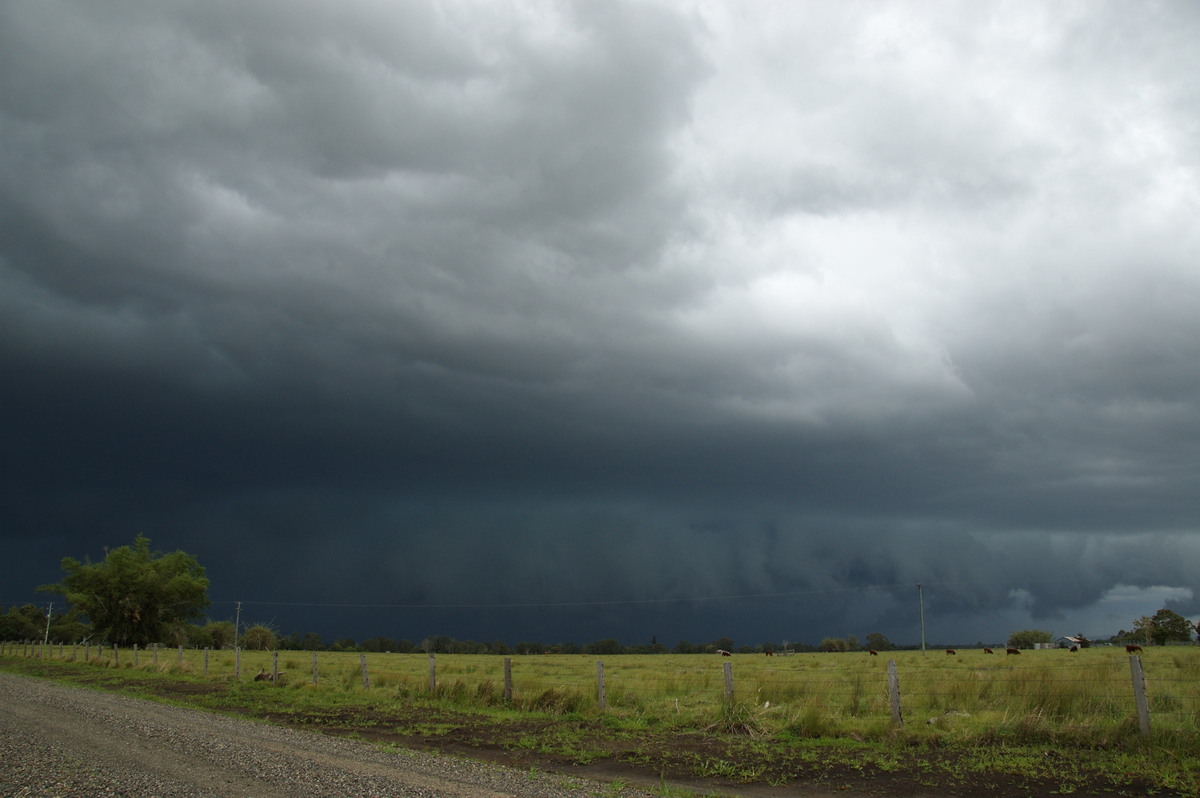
top-left (44, 602), bottom-right (53, 645)
top-left (234, 601), bottom-right (242, 648)
top-left (917, 584), bottom-right (926, 654)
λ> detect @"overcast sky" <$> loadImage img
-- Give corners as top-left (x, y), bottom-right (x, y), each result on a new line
top-left (3, 1), bottom-right (1199, 648)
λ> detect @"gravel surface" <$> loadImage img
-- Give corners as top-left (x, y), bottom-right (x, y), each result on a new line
top-left (0, 673), bottom-right (660, 797)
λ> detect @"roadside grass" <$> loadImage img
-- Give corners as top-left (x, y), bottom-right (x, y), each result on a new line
top-left (4, 646), bottom-right (1200, 795)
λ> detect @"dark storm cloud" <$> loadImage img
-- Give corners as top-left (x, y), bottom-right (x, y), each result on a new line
top-left (3, 1), bottom-right (1200, 645)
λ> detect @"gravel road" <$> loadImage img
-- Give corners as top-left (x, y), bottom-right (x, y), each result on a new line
top-left (0, 673), bottom-right (660, 797)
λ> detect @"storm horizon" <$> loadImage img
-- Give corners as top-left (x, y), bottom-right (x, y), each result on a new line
top-left (3, 1), bottom-right (1199, 649)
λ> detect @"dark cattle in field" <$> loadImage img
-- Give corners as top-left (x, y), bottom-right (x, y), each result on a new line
top-left (945, 649), bottom-right (956, 655)
top-left (764, 650), bottom-right (773, 656)
top-left (1069, 645), bottom-right (1078, 652)
top-left (983, 648), bottom-right (994, 654)
top-left (1006, 647), bottom-right (1020, 655)
top-left (868, 649), bottom-right (879, 656)
top-left (1126, 644), bottom-right (1143, 654)
top-left (717, 649), bottom-right (732, 656)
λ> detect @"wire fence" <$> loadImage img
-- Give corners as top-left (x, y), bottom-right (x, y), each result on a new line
top-left (4, 640), bottom-right (1198, 739)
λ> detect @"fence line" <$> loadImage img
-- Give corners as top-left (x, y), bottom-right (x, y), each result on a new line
top-left (4, 641), bottom-right (1195, 739)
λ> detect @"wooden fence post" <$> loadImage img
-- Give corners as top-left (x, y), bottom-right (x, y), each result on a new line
top-left (113, 644), bottom-right (119, 666)
top-left (312, 652), bottom-right (319, 685)
top-left (84, 641), bottom-right (89, 662)
top-left (723, 661), bottom-right (734, 703)
top-left (133, 643), bottom-right (139, 666)
top-left (154, 643), bottom-right (159, 665)
top-left (235, 647), bottom-right (241, 679)
top-left (1129, 655), bottom-right (1151, 737)
top-left (503, 657), bottom-right (513, 704)
top-left (273, 651), bottom-right (281, 685)
top-left (204, 648), bottom-right (209, 676)
top-left (178, 645), bottom-right (184, 666)
top-left (888, 660), bottom-right (904, 727)
top-left (360, 653), bottom-right (370, 689)
top-left (428, 653), bottom-right (436, 693)
top-left (596, 661), bottom-right (607, 710)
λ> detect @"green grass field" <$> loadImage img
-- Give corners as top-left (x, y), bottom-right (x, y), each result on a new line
top-left (6, 642), bottom-right (1200, 795)
top-left (11, 642), bottom-right (1199, 743)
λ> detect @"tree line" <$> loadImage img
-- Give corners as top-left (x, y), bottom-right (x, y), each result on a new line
top-left (10, 536), bottom-right (1200, 651)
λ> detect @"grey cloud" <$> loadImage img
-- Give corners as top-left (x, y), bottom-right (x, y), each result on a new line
top-left (3, 1), bottom-right (1199, 646)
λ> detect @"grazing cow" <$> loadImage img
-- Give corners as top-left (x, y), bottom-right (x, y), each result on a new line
top-left (1069, 645), bottom-right (1078, 652)
top-left (764, 650), bottom-right (773, 656)
top-left (717, 649), bottom-right (732, 657)
top-left (983, 648), bottom-right (994, 654)
top-left (868, 649), bottom-right (879, 656)
top-left (945, 649), bottom-right (956, 655)
top-left (1006, 647), bottom-right (1020, 655)
top-left (1125, 644), bottom-right (1143, 654)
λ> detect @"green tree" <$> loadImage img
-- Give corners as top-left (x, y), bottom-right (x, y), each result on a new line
top-left (0, 604), bottom-right (45, 640)
top-left (1146, 608), bottom-right (1193, 645)
top-left (41, 536), bottom-right (209, 646)
top-left (584, 638), bottom-right (623, 656)
top-left (820, 637), bottom-right (849, 652)
top-left (241, 623), bottom-right (277, 651)
top-left (865, 632), bottom-right (892, 651)
top-left (1007, 629), bottom-right (1053, 649)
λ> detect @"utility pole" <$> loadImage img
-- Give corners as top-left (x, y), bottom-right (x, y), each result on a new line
top-left (917, 584), bottom-right (926, 654)
top-left (44, 602), bottom-right (53, 645)
top-left (234, 601), bottom-right (242, 649)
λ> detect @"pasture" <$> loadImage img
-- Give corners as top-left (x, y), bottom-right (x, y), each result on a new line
top-left (7, 642), bottom-right (1200, 795)
top-left (8, 641), bottom-right (1200, 744)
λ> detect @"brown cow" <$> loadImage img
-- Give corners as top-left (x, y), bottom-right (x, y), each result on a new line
top-left (983, 648), bottom-right (994, 654)
top-left (717, 649), bottom-right (732, 656)
top-left (1006, 647), bottom-right (1021, 655)
top-left (945, 649), bottom-right (956, 655)
top-left (868, 649), bottom-right (879, 656)
top-left (1069, 645), bottom-right (1078, 652)
top-left (1125, 644), bottom-right (1144, 654)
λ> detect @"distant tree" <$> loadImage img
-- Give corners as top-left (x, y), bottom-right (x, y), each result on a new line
top-left (711, 637), bottom-right (735, 653)
top-left (202, 620), bottom-right (235, 650)
top-left (865, 632), bottom-right (892, 651)
top-left (585, 639), bottom-right (623, 656)
top-left (1074, 632), bottom-right (1091, 649)
top-left (329, 637), bottom-right (358, 652)
top-left (241, 623), bottom-right (277, 651)
top-left (41, 536), bottom-right (209, 646)
top-left (296, 632), bottom-right (324, 651)
top-left (0, 604), bottom-right (46, 641)
top-left (420, 635), bottom-right (458, 654)
top-left (360, 636), bottom-right (399, 652)
top-left (846, 634), bottom-right (860, 651)
top-left (1007, 629), bottom-right (1054, 649)
top-left (513, 641), bottom-right (543, 655)
top-left (674, 640), bottom-right (699, 654)
top-left (1146, 609), bottom-right (1193, 645)
top-left (820, 637), bottom-right (849, 652)
top-left (275, 632), bottom-right (301, 650)
top-left (1131, 616), bottom-right (1155, 645)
